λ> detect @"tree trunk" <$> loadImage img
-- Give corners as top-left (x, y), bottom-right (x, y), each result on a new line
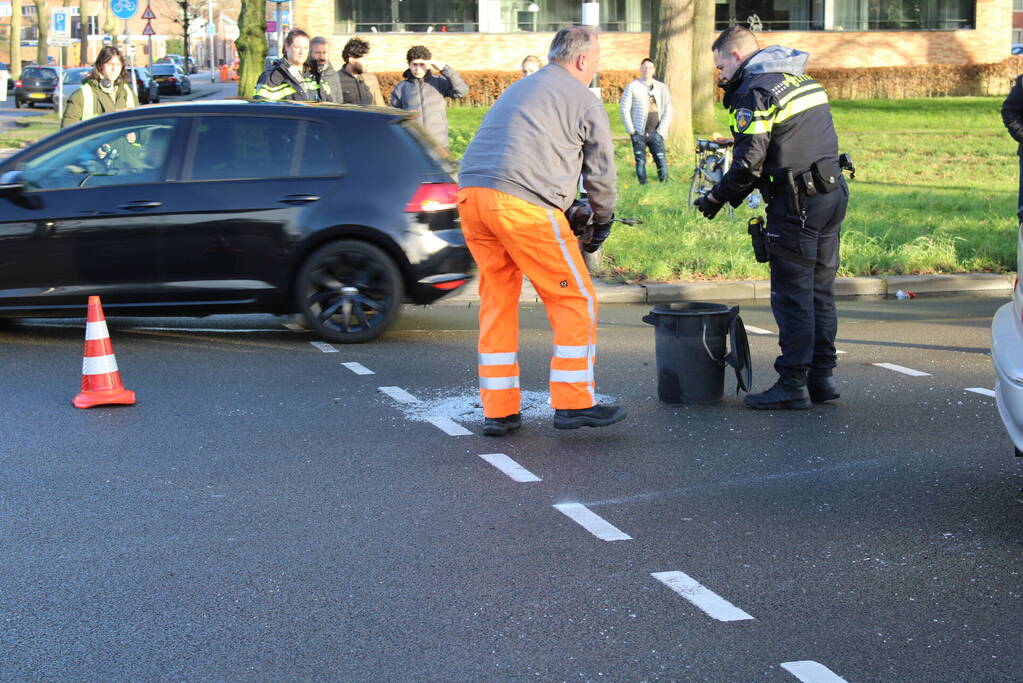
top-left (33, 0), bottom-right (47, 66)
top-left (653, 0), bottom-right (694, 154)
top-left (691, 0), bottom-right (717, 134)
top-left (103, 0), bottom-right (118, 49)
top-left (10, 0), bottom-right (21, 73)
top-left (235, 0), bottom-right (265, 97)
top-left (79, 0), bottom-right (88, 64)
top-left (649, 0), bottom-right (660, 60)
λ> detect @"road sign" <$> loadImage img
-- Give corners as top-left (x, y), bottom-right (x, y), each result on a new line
top-left (142, 20), bottom-right (155, 36)
top-left (111, 0), bottom-right (137, 20)
top-left (206, 22), bottom-right (214, 35)
top-left (140, 5), bottom-right (154, 19)
top-left (265, 20), bottom-right (276, 32)
top-left (52, 9), bottom-right (70, 38)
top-left (48, 37), bottom-right (72, 47)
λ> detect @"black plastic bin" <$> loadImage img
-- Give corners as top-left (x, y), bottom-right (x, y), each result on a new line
top-left (642, 302), bottom-right (751, 404)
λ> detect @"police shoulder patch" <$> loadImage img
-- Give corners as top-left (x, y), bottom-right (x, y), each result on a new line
top-left (734, 108), bottom-right (753, 133)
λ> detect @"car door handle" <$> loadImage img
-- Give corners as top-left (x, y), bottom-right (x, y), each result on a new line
top-left (119, 200), bottom-right (162, 211)
top-left (278, 194), bottom-right (320, 205)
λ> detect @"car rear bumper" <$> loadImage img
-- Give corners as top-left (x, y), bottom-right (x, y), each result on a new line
top-left (991, 301), bottom-right (1023, 451)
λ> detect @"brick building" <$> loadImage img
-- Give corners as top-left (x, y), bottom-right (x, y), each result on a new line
top-left (292, 0), bottom-right (1012, 71)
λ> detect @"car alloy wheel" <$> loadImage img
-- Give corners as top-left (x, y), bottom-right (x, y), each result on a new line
top-left (296, 240), bottom-right (403, 343)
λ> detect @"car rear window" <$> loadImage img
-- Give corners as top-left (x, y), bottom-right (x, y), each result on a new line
top-left (152, 65), bottom-right (175, 75)
top-left (186, 116), bottom-right (345, 181)
top-left (397, 122), bottom-right (454, 177)
top-left (22, 67), bottom-right (57, 80)
top-left (63, 70), bottom-right (87, 84)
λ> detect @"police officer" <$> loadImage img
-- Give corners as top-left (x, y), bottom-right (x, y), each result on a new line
top-left (253, 29), bottom-right (321, 101)
top-left (1001, 71), bottom-right (1023, 220)
top-left (695, 26), bottom-right (849, 410)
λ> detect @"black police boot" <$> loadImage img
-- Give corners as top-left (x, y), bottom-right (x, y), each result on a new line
top-left (808, 375), bottom-right (840, 403)
top-left (553, 404), bottom-right (627, 430)
top-left (743, 376), bottom-right (811, 410)
top-left (482, 413), bottom-right (522, 437)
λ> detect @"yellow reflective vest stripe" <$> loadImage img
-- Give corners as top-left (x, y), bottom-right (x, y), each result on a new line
top-left (80, 82), bottom-right (136, 121)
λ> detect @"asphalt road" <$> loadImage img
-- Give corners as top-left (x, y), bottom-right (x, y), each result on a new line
top-left (0, 295), bottom-right (1020, 681)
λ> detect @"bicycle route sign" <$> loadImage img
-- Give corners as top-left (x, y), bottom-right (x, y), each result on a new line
top-left (112, 0), bottom-right (137, 20)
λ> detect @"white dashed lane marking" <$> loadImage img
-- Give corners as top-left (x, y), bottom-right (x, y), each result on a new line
top-left (871, 362), bottom-right (931, 377)
top-left (553, 503), bottom-right (631, 541)
top-left (780, 660), bottom-right (849, 683)
top-left (427, 417), bottom-right (472, 436)
top-left (650, 571), bottom-right (754, 622)
top-left (479, 453), bottom-right (541, 482)
top-left (744, 325), bottom-right (775, 335)
top-left (310, 341), bottom-right (338, 353)
top-left (378, 386), bottom-right (421, 404)
top-left (341, 362), bottom-right (375, 375)
top-left (965, 387), bottom-right (996, 398)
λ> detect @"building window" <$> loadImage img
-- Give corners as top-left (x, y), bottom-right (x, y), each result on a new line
top-left (335, 0), bottom-right (479, 33)
top-left (1015, 0), bottom-right (1023, 12)
top-left (715, 0), bottom-right (824, 30)
top-left (831, 0), bottom-right (974, 29)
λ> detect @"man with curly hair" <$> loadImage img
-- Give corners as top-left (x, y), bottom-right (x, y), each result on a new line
top-left (338, 37), bottom-right (384, 106)
top-left (389, 45), bottom-right (468, 152)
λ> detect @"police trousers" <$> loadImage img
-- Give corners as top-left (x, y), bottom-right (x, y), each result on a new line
top-left (766, 178), bottom-right (849, 379)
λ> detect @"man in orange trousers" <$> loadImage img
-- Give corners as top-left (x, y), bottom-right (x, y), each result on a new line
top-left (457, 25), bottom-right (626, 436)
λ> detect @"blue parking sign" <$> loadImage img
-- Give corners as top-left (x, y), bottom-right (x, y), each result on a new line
top-left (53, 11), bottom-right (66, 32)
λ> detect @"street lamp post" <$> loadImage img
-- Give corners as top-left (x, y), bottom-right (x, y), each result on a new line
top-left (207, 0), bottom-right (214, 81)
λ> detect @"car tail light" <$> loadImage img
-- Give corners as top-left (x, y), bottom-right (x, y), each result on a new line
top-left (167, 76), bottom-right (177, 82)
top-left (14, 80), bottom-right (21, 87)
top-left (405, 183), bottom-right (457, 212)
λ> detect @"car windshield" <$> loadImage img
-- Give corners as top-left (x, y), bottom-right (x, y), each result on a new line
top-left (23, 68), bottom-right (57, 80)
top-left (151, 65), bottom-right (176, 75)
top-left (63, 70), bottom-right (88, 84)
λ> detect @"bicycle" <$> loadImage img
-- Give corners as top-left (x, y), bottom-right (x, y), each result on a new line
top-left (688, 137), bottom-right (764, 220)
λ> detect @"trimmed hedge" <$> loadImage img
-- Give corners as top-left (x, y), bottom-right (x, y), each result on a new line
top-left (374, 56), bottom-right (1023, 106)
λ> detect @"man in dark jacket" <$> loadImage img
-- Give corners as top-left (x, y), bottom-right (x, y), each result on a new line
top-left (254, 29), bottom-right (320, 101)
top-left (696, 26), bottom-right (849, 410)
top-left (308, 36), bottom-right (341, 103)
top-left (337, 37), bottom-right (384, 106)
top-left (389, 45), bottom-right (469, 153)
top-left (1002, 74), bottom-right (1023, 220)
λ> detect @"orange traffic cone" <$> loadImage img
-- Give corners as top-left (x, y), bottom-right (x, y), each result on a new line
top-left (72, 296), bottom-right (136, 409)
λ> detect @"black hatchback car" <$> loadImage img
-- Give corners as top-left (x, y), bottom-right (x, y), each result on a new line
top-left (14, 65), bottom-right (60, 108)
top-left (0, 101), bottom-right (472, 342)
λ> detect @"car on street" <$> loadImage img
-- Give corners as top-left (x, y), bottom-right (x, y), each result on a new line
top-left (14, 65), bottom-right (60, 108)
top-left (0, 100), bottom-right (472, 342)
top-left (151, 63), bottom-right (191, 96)
top-left (1012, 43), bottom-right (1023, 55)
top-left (131, 67), bottom-right (160, 104)
top-left (158, 54), bottom-right (197, 74)
top-left (0, 62), bottom-right (11, 91)
top-left (991, 224), bottom-right (1023, 456)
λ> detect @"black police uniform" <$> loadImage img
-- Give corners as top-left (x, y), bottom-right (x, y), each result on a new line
top-left (711, 46), bottom-right (848, 393)
top-left (1001, 74), bottom-right (1023, 220)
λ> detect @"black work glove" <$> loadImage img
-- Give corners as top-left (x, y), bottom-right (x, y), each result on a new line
top-left (583, 219), bottom-right (612, 253)
top-left (694, 194), bottom-right (724, 220)
top-left (564, 199), bottom-right (593, 237)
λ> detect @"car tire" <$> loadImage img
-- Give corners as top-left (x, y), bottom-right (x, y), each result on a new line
top-left (26, 101), bottom-right (33, 108)
top-left (295, 240), bottom-right (403, 344)
top-left (14, 98), bottom-right (20, 108)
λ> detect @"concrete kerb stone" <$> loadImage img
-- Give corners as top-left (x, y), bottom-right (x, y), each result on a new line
top-left (439, 272), bottom-right (1013, 305)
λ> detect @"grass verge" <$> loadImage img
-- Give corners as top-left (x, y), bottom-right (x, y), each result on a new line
top-left (0, 111), bottom-right (60, 149)
top-left (449, 97), bottom-right (1019, 281)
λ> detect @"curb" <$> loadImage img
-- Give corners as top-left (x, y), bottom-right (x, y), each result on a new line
top-left (442, 273), bottom-right (1015, 305)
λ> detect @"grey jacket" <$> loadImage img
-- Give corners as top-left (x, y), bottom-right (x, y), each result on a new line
top-left (313, 62), bottom-right (342, 103)
top-left (389, 65), bottom-right (469, 151)
top-left (458, 63), bottom-right (617, 223)
top-left (619, 78), bottom-right (673, 137)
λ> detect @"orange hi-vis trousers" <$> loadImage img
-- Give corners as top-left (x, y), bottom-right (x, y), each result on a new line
top-left (458, 187), bottom-right (598, 418)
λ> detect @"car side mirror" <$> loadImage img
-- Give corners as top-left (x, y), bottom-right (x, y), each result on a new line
top-left (0, 169), bottom-right (25, 198)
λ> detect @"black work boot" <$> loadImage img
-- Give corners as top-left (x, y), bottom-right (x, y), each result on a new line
top-left (553, 404), bottom-right (627, 430)
top-left (808, 375), bottom-right (840, 403)
top-left (743, 376), bottom-right (811, 410)
top-left (482, 413), bottom-right (522, 437)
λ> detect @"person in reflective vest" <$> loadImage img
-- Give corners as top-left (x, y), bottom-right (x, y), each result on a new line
top-left (254, 29), bottom-right (321, 102)
top-left (61, 46), bottom-right (137, 129)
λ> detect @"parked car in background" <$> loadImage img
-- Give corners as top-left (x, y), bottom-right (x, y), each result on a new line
top-left (14, 65), bottom-right (60, 108)
top-left (151, 63), bottom-right (191, 96)
top-left (1012, 43), bottom-right (1023, 55)
top-left (158, 54), bottom-right (197, 74)
top-left (0, 101), bottom-right (472, 343)
top-left (991, 222), bottom-right (1023, 457)
top-left (58, 66), bottom-right (91, 112)
top-left (0, 62), bottom-right (11, 91)
top-left (131, 67), bottom-right (160, 104)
